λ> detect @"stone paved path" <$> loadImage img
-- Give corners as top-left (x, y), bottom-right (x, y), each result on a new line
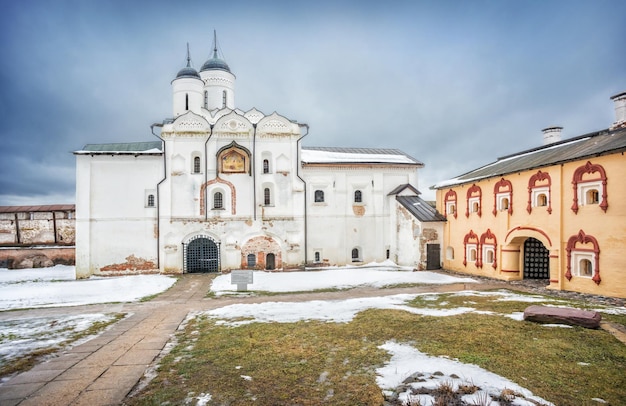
top-left (0, 274), bottom-right (623, 406)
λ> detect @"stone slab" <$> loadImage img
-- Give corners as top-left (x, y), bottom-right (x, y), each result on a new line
top-left (523, 305), bottom-right (602, 329)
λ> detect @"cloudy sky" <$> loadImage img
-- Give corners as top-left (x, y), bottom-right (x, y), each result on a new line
top-left (0, 0), bottom-right (624, 205)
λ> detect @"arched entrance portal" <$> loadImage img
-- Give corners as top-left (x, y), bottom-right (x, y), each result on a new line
top-left (523, 237), bottom-right (549, 279)
top-left (184, 236), bottom-right (220, 273)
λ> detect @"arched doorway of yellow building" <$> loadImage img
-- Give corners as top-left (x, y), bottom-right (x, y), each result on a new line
top-left (502, 227), bottom-right (553, 282)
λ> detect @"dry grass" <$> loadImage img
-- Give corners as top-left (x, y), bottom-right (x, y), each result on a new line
top-left (126, 291), bottom-right (626, 405)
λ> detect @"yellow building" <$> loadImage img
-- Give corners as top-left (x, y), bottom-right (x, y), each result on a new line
top-left (433, 91), bottom-right (626, 299)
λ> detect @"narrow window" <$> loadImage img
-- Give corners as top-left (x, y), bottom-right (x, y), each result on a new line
top-left (263, 159), bottom-right (270, 174)
top-left (579, 258), bottom-right (593, 277)
top-left (314, 252), bottom-right (321, 262)
top-left (446, 246), bottom-right (454, 260)
top-left (185, 93), bottom-right (189, 111)
top-left (537, 193), bottom-right (548, 207)
top-left (147, 194), bottom-right (155, 207)
top-left (213, 192), bottom-right (223, 209)
top-left (351, 248), bottom-right (360, 262)
top-left (314, 190), bottom-right (324, 203)
top-left (354, 190), bottom-right (362, 203)
top-left (264, 188), bottom-right (271, 206)
top-left (485, 250), bottom-right (494, 264)
top-left (247, 253), bottom-right (256, 268)
top-left (193, 157), bottom-right (201, 173)
top-left (386, 249), bottom-right (390, 259)
top-left (222, 90), bottom-right (227, 108)
top-left (204, 91), bottom-right (208, 109)
top-left (472, 201), bottom-right (479, 213)
top-left (449, 204), bottom-right (456, 215)
top-left (501, 198), bottom-right (509, 211)
top-left (469, 248), bottom-right (477, 262)
top-left (586, 189), bottom-right (599, 204)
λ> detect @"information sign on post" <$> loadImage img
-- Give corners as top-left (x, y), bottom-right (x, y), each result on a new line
top-left (231, 270), bottom-right (254, 292)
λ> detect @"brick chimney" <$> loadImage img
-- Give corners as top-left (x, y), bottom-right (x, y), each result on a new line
top-left (610, 91), bottom-right (626, 130)
top-left (542, 126), bottom-right (563, 145)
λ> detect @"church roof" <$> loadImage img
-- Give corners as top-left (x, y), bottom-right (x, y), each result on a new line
top-left (301, 147), bottom-right (423, 166)
top-left (175, 44), bottom-right (201, 80)
top-left (396, 195), bottom-right (446, 222)
top-left (200, 54), bottom-right (231, 73)
top-left (432, 126), bottom-right (626, 189)
top-left (74, 141), bottom-right (163, 154)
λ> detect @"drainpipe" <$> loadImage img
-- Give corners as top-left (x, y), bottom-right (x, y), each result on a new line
top-left (252, 123), bottom-right (258, 220)
top-left (296, 123), bottom-right (309, 269)
top-left (204, 124), bottom-right (214, 221)
top-left (151, 123), bottom-right (165, 270)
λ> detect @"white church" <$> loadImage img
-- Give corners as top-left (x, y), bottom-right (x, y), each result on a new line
top-left (74, 40), bottom-right (445, 278)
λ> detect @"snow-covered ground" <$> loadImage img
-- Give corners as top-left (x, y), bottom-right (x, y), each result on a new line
top-left (0, 265), bottom-right (176, 310)
top-left (210, 263), bottom-right (477, 294)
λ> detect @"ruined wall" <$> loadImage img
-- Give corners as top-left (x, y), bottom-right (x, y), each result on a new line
top-left (0, 247), bottom-right (75, 269)
top-left (0, 212), bottom-right (75, 246)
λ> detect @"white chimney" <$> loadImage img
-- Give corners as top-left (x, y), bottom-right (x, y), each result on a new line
top-left (542, 126), bottom-right (563, 145)
top-left (610, 91), bottom-right (626, 129)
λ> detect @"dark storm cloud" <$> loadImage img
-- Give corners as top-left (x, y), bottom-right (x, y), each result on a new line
top-left (0, 0), bottom-right (624, 204)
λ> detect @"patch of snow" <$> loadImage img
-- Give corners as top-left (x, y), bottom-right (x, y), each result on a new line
top-left (300, 149), bottom-right (416, 164)
top-left (0, 313), bottom-right (118, 368)
top-left (204, 294), bottom-right (476, 326)
top-left (210, 268), bottom-right (476, 294)
top-left (376, 341), bottom-right (554, 406)
top-left (0, 265), bottom-right (176, 310)
top-left (240, 375), bottom-right (252, 381)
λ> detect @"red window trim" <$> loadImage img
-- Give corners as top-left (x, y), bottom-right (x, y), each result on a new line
top-left (571, 161), bottom-right (608, 214)
top-left (565, 230), bottom-right (601, 285)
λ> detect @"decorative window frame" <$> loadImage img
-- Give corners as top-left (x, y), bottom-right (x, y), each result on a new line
top-left (527, 170), bottom-right (552, 214)
top-left (479, 229), bottom-right (498, 269)
top-left (463, 230), bottom-right (479, 267)
top-left (565, 230), bottom-right (601, 285)
top-left (571, 161), bottom-right (608, 214)
top-left (492, 178), bottom-right (513, 216)
top-left (444, 189), bottom-right (457, 219)
top-left (465, 184), bottom-right (482, 218)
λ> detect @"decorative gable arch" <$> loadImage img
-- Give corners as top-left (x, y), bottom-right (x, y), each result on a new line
top-left (172, 111), bottom-right (211, 134)
top-left (257, 112), bottom-right (294, 135)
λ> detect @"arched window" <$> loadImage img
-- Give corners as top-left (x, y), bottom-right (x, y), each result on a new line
top-left (314, 190), bottom-right (324, 203)
top-left (586, 189), bottom-right (599, 204)
top-left (354, 190), bottom-right (362, 203)
top-left (537, 193), bottom-right (548, 207)
top-left (579, 259), bottom-right (593, 277)
top-left (351, 248), bottom-right (360, 262)
top-left (571, 161), bottom-right (608, 213)
top-left (222, 90), bottom-right (227, 108)
top-left (247, 253), bottom-right (256, 268)
top-left (314, 251), bottom-right (321, 262)
top-left (444, 189), bottom-right (458, 219)
top-left (147, 194), bottom-right (155, 207)
top-left (465, 184), bottom-right (482, 218)
top-left (264, 188), bottom-right (271, 206)
top-left (263, 159), bottom-right (270, 174)
top-left (493, 178), bottom-right (513, 216)
top-left (204, 91), bottom-right (208, 109)
top-left (469, 248), bottom-right (477, 262)
top-left (213, 192), bottom-right (223, 209)
top-left (566, 230), bottom-right (601, 285)
top-left (193, 156), bottom-right (201, 174)
top-left (446, 246), bottom-right (454, 260)
top-left (527, 170), bottom-right (552, 214)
